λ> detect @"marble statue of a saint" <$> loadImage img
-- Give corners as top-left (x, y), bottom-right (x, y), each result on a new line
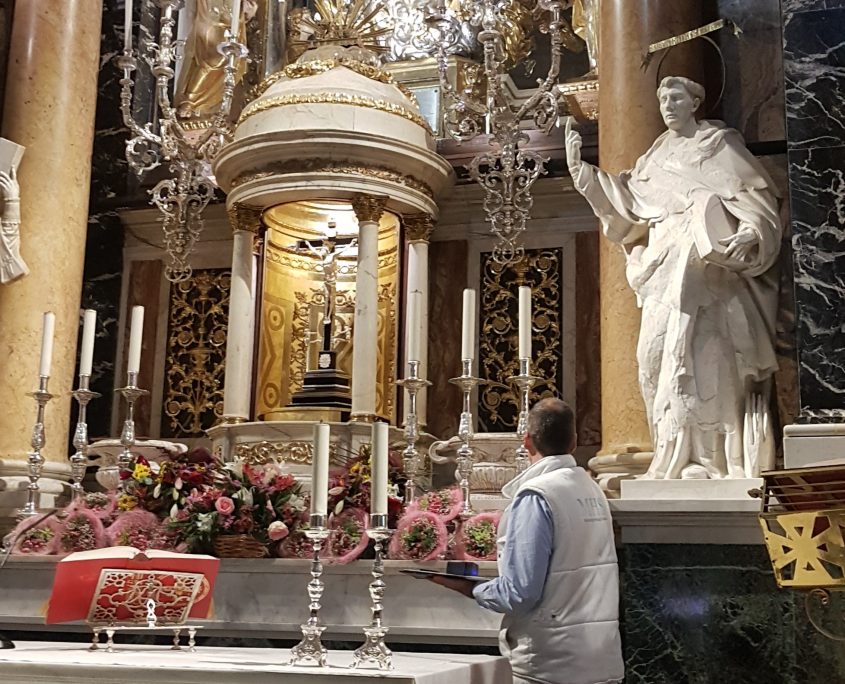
top-left (0, 167), bottom-right (27, 284)
top-left (565, 76), bottom-right (782, 479)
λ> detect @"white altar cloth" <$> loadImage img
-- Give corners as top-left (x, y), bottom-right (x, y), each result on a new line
top-left (0, 641), bottom-right (512, 684)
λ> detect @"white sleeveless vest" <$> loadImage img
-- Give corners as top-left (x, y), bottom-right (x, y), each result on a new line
top-left (497, 455), bottom-right (623, 684)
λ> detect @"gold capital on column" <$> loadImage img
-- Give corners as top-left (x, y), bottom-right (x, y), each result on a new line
top-left (351, 194), bottom-right (387, 224)
top-left (227, 202), bottom-right (264, 234)
top-left (403, 213), bottom-right (435, 242)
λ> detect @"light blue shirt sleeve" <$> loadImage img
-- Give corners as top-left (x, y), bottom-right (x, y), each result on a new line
top-left (472, 490), bottom-right (554, 617)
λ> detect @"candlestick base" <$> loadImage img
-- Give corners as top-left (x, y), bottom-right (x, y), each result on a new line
top-left (289, 526), bottom-right (330, 667)
top-left (351, 526), bottom-right (393, 671)
top-left (351, 625), bottom-right (392, 671)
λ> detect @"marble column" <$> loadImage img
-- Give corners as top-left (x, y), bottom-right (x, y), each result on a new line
top-left (222, 203), bottom-right (262, 423)
top-left (403, 214), bottom-right (434, 427)
top-left (588, 0), bottom-right (704, 495)
top-left (0, 0), bottom-right (103, 519)
top-left (780, 1), bottom-right (845, 467)
top-left (350, 194), bottom-right (387, 421)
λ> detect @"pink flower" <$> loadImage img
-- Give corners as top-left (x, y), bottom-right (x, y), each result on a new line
top-left (215, 496), bottom-right (235, 515)
top-left (268, 521), bottom-right (289, 541)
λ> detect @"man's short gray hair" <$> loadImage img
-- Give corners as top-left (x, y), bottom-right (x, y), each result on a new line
top-left (657, 76), bottom-right (705, 104)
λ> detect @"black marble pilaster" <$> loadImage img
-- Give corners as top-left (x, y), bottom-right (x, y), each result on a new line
top-left (783, 2), bottom-right (845, 418)
top-left (620, 544), bottom-right (845, 684)
top-left (77, 1), bottom-right (135, 439)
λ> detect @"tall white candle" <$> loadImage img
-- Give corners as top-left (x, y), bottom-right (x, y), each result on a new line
top-left (38, 312), bottom-right (55, 378)
top-left (371, 422), bottom-right (388, 517)
top-left (79, 309), bottom-right (97, 377)
top-left (127, 305), bottom-right (144, 375)
top-left (230, 0), bottom-right (242, 37)
top-left (406, 291), bottom-right (421, 364)
top-left (518, 286), bottom-right (532, 360)
top-left (312, 422), bottom-right (330, 518)
top-left (124, 0), bottom-right (133, 51)
top-left (461, 288), bottom-right (476, 361)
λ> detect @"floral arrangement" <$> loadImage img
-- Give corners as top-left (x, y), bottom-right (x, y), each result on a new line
top-left (408, 487), bottom-right (463, 523)
top-left (327, 447), bottom-right (405, 528)
top-left (54, 508), bottom-right (106, 554)
top-left (7, 516), bottom-right (61, 556)
top-left (106, 509), bottom-right (172, 552)
top-left (168, 459), bottom-right (307, 554)
top-left (324, 507), bottom-right (369, 564)
top-left (388, 510), bottom-right (448, 561)
top-left (118, 449), bottom-right (216, 518)
top-left (80, 491), bottom-right (117, 523)
top-left (277, 527), bottom-right (314, 559)
top-left (454, 512), bottom-right (501, 561)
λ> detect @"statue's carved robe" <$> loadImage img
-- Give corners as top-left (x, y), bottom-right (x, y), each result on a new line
top-left (575, 121), bottom-right (782, 478)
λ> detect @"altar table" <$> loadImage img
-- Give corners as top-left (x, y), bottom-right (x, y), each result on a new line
top-left (0, 641), bottom-right (512, 684)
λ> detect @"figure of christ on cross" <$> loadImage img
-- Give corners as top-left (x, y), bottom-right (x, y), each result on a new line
top-left (296, 221), bottom-right (358, 354)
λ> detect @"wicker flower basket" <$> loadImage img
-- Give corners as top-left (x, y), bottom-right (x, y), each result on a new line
top-left (213, 534), bottom-right (268, 558)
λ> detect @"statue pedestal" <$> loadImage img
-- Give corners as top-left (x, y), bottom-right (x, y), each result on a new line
top-left (783, 423), bottom-right (845, 469)
top-left (621, 477), bottom-right (763, 501)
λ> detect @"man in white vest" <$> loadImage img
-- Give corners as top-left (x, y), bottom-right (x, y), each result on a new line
top-left (430, 398), bottom-right (624, 684)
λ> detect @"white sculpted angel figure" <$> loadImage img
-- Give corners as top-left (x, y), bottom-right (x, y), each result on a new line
top-left (0, 167), bottom-right (28, 284)
top-left (565, 76), bottom-right (782, 479)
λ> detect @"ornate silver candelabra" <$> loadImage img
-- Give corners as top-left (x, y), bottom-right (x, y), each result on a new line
top-left (116, 371), bottom-right (149, 491)
top-left (351, 514), bottom-right (393, 670)
top-left (19, 376), bottom-right (53, 518)
top-left (426, 0), bottom-right (565, 264)
top-left (117, 0), bottom-right (248, 282)
top-left (290, 513), bottom-right (331, 666)
top-left (70, 375), bottom-right (101, 501)
top-left (449, 359), bottom-right (485, 519)
top-left (395, 360), bottom-right (431, 503)
top-left (508, 358), bottom-right (540, 474)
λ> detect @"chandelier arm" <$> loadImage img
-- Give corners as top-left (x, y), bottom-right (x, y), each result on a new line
top-left (515, 2), bottom-right (563, 122)
top-left (118, 55), bottom-right (162, 147)
top-left (153, 0), bottom-right (181, 123)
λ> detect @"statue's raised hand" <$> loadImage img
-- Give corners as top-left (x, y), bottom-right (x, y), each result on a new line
top-left (564, 117), bottom-right (583, 185)
top-left (0, 167), bottom-right (20, 202)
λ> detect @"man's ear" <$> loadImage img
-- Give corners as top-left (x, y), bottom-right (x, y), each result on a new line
top-left (692, 97), bottom-right (702, 114)
top-left (524, 433), bottom-right (534, 455)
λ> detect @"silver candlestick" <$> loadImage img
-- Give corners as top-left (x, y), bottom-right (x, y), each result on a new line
top-left (19, 376), bottom-right (54, 518)
top-left (116, 371), bottom-right (149, 492)
top-left (290, 513), bottom-right (331, 666)
top-left (449, 359), bottom-right (485, 518)
top-left (508, 358), bottom-right (541, 474)
top-left (351, 514), bottom-right (393, 670)
top-left (395, 360), bottom-right (431, 504)
top-left (70, 375), bottom-right (101, 501)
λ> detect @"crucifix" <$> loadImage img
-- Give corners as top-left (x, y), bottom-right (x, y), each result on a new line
top-left (297, 221), bottom-right (357, 355)
top-left (289, 221), bottom-right (356, 411)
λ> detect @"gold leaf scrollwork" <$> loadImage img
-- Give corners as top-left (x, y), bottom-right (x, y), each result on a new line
top-left (162, 269), bottom-right (231, 437)
top-left (234, 440), bottom-right (345, 466)
top-left (478, 248), bottom-right (562, 431)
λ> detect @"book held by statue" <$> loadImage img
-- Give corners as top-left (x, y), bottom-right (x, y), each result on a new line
top-left (692, 194), bottom-right (752, 272)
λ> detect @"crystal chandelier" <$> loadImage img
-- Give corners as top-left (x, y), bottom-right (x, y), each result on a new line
top-left (426, 0), bottom-right (566, 264)
top-left (118, 0), bottom-right (248, 282)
